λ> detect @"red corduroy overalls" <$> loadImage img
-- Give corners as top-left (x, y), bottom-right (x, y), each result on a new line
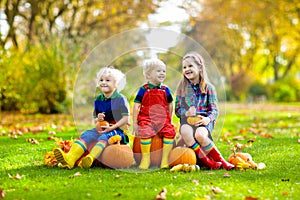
top-left (137, 84), bottom-right (176, 139)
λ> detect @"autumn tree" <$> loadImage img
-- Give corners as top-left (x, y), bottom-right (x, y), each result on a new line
top-left (0, 0), bottom-right (159, 49)
top-left (0, 0), bottom-right (161, 113)
top-left (182, 0), bottom-right (300, 99)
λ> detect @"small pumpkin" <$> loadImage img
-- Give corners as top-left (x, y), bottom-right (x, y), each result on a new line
top-left (228, 154), bottom-right (246, 166)
top-left (235, 152), bottom-right (257, 168)
top-left (132, 134), bottom-right (164, 167)
top-left (228, 152), bottom-right (257, 169)
top-left (100, 143), bottom-right (135, 169)
top-left (168, 146), bottom-right (197, 167)
top-left (96, 120), bottom-right (109, 132)
top-left (187, 115), bottom-right (203, 125)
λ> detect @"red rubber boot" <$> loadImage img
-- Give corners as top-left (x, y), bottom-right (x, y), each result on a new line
top-left (197, 148), bottom-right (222, 170)
top-left (208, 147), bottom-right (234, 170)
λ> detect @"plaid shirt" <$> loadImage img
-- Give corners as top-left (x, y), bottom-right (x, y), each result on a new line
top-left (175, 82), bottom-right (218, 122)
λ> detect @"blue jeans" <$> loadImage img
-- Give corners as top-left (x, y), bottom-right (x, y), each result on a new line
top-left (80, 128), bottom-right (127, 144)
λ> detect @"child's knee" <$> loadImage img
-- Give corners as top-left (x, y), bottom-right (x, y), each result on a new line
top-left (195, 127), bottom-right (208, 140)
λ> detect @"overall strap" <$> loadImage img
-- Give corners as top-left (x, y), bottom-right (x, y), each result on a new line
top-left (143, 83), bottom-right (149, 90)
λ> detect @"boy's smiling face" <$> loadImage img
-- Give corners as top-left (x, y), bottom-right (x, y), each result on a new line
top-left (147, 65), bottom-right (166, 86)
top-left (98, 72), bottom-right (116, 97)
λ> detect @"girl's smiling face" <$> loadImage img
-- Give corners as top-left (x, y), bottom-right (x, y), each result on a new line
top-left (98, 72), bottom-right (116, 97)
top-left (182, 58), bottom-right (200, 83)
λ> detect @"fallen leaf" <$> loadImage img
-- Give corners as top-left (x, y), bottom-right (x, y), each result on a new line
top-left (32, 161), bottom-right (42, 165)
top-left (261, 132), bottom-right (274, 139)
top-left (245, 196), bottom-right (259, 200)
top-left (48, 131), bottom-right (56, 135)
top-left (43, 151), bottom-right (57, 166)
top-left (282, 191), bottom-right (288, 196)
top-left (242, 139), bottom-right (254, 149)
top-left (171, 191), bottom-right (182, 197)
top-left (204, 195), bottom-right (215, 199)
top-left (155, 188), bottom-right (167, 200)
top-left (47, 136), bottom-right (55, 140)
top-left (211, 187), bottom-right (223, 194)
top-left (55, 138), bottom-right (73, 153)
top-left (257, 162), bottom-right (266, 170)
top-left (248, 137), bottom-right (256, 142)
top-left (20, 127), bottom-right (29, 133)
top-left (11, 134), bottom-right (18, 139)
top-left (29, 126), bottom-right (44, 133)
top-left (248, 127), bottom-right (260, 135)
top-left (8, 173), bottom-right (22, 180)
top-left (233, 136), bottom-right (245, 141)
top-left (70, 172), bottom-right (82, 178)
top-left (0, 188), bottom-right (5, 198)
top-left (223, 173), bottom-right (230, 178)
top-left (233, 143), bottom-right (243, 152)
top-left (192, 179), bottom-right (199, 185)
top-left (16, 130), bottom-right (23, 136)
top-left (26, 138), bottom-right (39, 144)
top-left (115, 193), bottom-right (122, 197)
top-left (239, 128), bottom-right (247, 134)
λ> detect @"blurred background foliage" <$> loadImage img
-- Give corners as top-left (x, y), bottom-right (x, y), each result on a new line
top-left (0, 0), bottom-right (299, 114)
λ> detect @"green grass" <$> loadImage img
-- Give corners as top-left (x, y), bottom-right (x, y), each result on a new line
top-left (0, 103), bottom-right (300, 199)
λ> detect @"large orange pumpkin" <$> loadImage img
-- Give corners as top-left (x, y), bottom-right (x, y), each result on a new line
top-left (100, 143), bottom-right (135, 169)
top-left (168, 146), bottom-right (197, 167)
top-left (132, 134), bottom-right (164, 167)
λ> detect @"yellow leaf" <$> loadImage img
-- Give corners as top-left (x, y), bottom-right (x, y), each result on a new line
top-left (43, 151), bottom-right (57, 166)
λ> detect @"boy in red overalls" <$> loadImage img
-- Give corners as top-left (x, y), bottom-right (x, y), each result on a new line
top-left (133, 58), bottom-right (176, 169)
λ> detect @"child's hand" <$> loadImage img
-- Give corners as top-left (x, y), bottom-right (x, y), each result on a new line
top-left (194, 116), bottom-right (210, 126)
top-left (97, 112), bottom-right (105, 121)
top-left (185, 106), bottom-right (196, 117)
top-left (132, 123), bottom-right (138, 136)
top-left (97, 125), bottom-right (111, 134)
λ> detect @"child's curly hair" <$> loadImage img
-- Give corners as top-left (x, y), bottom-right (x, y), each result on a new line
top-left (96, 66), bottom-right (126, 91)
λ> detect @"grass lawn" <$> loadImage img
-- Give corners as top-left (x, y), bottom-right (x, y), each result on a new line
top-left (0, 103), bottom-right (299, 199)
